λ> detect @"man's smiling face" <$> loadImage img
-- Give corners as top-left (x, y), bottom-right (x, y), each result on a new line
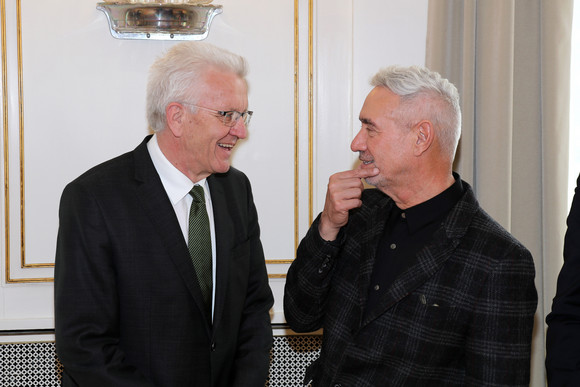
top-left (181, 67), bottom-right (249, 180)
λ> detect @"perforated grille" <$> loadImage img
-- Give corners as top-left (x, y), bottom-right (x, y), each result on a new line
top-left (267, 335), bottom-right (321, 386)
top-left (0, 342), bottom-right (63, 387)
top-left (0, 336), bottom-right (321, 386)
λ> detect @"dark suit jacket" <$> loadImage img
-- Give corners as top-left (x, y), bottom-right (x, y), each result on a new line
top-left (546, 173), bottom-right (580, 386)
top-left (284, 179), bottom-right (537, 386)
top-left (55, 136), bottom-right (274, 387)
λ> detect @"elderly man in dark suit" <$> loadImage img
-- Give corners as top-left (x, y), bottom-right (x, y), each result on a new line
top-left (546, 173), bottom-right (580, 386)
top-left (284, 65), bottom-right (537, 386)
top-left (55, 42), bottom-right (273, 387)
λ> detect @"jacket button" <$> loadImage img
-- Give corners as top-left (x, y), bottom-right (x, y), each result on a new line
top-left (211, 342), bottom-right (216, 351)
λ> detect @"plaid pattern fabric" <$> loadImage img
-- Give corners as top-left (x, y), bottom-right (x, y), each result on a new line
top-left (284, 181), bottom-right (537, 386)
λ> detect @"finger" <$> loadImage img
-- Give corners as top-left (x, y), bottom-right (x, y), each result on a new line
top-left (338, 197), bottom-right (364, 212)
top-left (327, 183), bottom-right (363, 207)
top-left (333, 167), bottom-right (379, 181)
top-left (329, 173), bottom-right (367, 193)
top-left (350, 167), bottom-right (379, 178)
top-left (328, 186), bottom-right (365, 204)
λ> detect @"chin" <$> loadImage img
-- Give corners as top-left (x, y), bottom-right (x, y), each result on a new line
top-left (214, 165), bottom-right (231, 175)
top-left (364, 174), bottom-right (388, 190)
top-left (363, 177), bottom-right (377, 187)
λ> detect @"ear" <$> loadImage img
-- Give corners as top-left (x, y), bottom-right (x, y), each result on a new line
top-left (165, 102), bottom-right (187, 138)
top-left (413, 120), bottom-right (434, 156)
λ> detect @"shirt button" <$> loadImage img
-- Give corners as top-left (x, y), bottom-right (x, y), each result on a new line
top-left (390, 243), bottom-right (397, 249)
top-left (211, 342), bottom-right (216, 351)
top-left (374, 284), bottom-right (380, 291)
top-left (401, 212), bottom-right (406, 219)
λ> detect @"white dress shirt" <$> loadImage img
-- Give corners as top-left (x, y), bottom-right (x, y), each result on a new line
top-left (147, 134), bottom-right (216, 318)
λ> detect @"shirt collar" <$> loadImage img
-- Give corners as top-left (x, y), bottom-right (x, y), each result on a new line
top-left (147, 133), bottom-right (207, 205)
top-left (396, 175), bottom-right (464, 234)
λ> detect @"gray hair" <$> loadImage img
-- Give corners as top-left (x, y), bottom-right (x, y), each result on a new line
top-left (146, 41), bottom-right (248, 132)
top-left (371, 65), bottom-right (461, 159)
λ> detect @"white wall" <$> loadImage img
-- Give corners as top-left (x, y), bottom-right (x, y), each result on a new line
top-left (0, 0), bottom-right (428, 338)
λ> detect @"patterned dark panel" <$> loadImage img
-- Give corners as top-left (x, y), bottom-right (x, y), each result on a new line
top-left (267, 335), bottom-right (321, 386)
top-left (0, 336), bottom-right (321, 386)
top-left (0, 342), bottom-right (63, 386)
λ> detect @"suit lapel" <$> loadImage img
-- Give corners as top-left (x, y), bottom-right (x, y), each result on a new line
top-left (356, 201), bottom-right (389, 317)
top-left (362, 232), bottom-right (458, 325)
top-left (347, 191), bottom-right (393, 327)
top-left (361, 186), bottom-right (476, 326)
top-left (207, 174), bottom-right (234, 332)
top-left (132, 137), bottom-right (211, 332)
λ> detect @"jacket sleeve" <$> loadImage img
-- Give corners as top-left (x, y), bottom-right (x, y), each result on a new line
top-left (229, 178), bottom-right (274, 386)
top-left (284, 215), bottom-right (343, 333)
top-left (54, 182), bottom-right (155, 387)
top-left (546, 174), bottom-right (580, 386)
top-left (465, 244), bottom-right (537, 386)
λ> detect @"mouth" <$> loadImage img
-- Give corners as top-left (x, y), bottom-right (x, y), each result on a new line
top-left (358, 157), bottom-right (376, 172)
top-left (359, 156), bottom-right (374, 166)
top-left (358, 151), bottom-right (373, 165)
top-left (218, 143), bottom-right (235, 150)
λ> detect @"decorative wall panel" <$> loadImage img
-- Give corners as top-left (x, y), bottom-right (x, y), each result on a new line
top-left (0, 0), bottom-right (430, 331)
top-left (0, 336), bottom-right (322, 386)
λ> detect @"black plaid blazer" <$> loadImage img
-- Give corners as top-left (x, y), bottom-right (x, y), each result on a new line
top-left (284, 180), bottom-right (537, 386)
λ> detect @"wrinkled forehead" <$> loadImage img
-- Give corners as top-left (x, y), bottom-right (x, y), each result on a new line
top-left (359, 86), bottom-right (401, 122)
top-left (196, 68), bottom-right (248, 108)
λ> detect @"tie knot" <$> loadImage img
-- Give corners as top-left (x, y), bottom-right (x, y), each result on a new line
top-left (190, 185), bottom-right (205, 203)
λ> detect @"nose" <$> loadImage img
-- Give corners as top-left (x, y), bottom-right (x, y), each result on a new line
top-left (229, 119), bottom-right (248, 139)
top-left (351, 128), bottom-right (366, 152)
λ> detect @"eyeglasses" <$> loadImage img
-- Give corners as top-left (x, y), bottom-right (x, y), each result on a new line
top-left (181, 103), bottom-right (253, 127)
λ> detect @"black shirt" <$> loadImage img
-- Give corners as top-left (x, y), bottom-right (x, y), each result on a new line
top-left (364, 176), bottom-right (464, 316)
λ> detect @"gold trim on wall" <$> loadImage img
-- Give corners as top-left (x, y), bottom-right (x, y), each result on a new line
top-left (2, 0), bottom-right (11, 283)
top-left (266, 259), bottom-right (294, 265)
top-left (268, 274), bottom-right (290, 279)
top-left (16, 0), bottom-right (49, 271)
top-left (294, 0), bottom-right (300, 253)
top-left (2, 0), bottom-right (54, 283)
top-left (308, 0), bottom-right (314, 227)
top-left (266, 0), bottom-right (313, 279)
top-left (1, 0), bottom-right (313, 282)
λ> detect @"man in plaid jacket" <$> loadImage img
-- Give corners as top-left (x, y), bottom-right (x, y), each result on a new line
top-left (284, 65), bottom-right (537, 386)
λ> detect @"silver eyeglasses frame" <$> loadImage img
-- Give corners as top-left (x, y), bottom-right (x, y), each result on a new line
top-left (181, 102), bottom-right (253, 127)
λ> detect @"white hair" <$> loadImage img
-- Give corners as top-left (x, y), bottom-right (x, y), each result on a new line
top-left (371, 65), bottom-right (461, 159)
top-left (146, 41), bottom-right (248, 132)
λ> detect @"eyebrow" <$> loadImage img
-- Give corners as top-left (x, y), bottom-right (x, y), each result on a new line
top-left (360, 117), bottom-right (376, 127)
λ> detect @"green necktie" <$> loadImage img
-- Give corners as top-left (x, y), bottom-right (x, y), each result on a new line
top-left (188, 185), bottom-right (212, 321)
